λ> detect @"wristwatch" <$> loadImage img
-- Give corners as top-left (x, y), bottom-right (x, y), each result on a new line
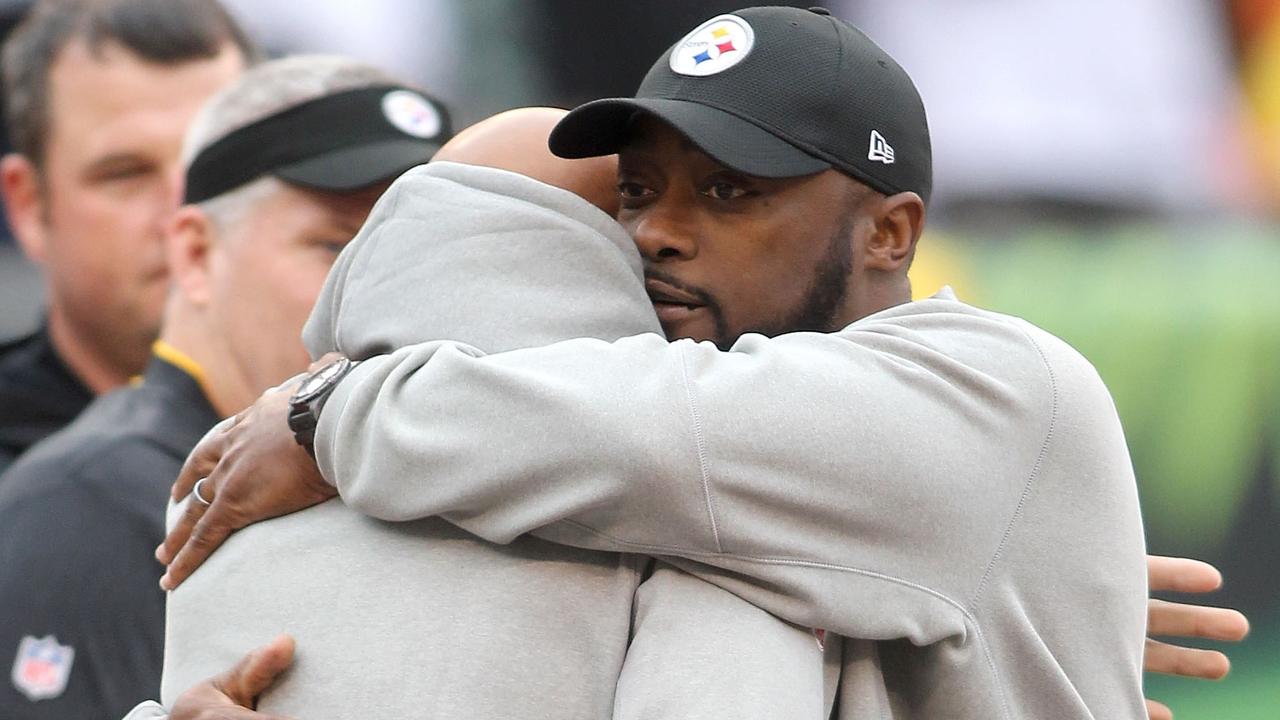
top-left (287, 356), bottom-right (357, 458)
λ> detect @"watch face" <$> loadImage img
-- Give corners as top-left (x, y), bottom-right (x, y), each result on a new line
top-left (297, 358), bottom-right (350, 402)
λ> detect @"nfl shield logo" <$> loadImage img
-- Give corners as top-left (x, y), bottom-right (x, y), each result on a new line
top-left (10, 635), bottom-right (74, 701)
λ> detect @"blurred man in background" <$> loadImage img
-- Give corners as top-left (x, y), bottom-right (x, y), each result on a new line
top-left (0, 54), bottom-right (450, 720)
top-left (0, 0), bottom-right (255, 474)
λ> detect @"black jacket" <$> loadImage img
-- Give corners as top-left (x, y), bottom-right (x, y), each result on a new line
top-left (0, 324), bottom-right (93, 475)
top-left (0, 354), bottom-right (218, 720)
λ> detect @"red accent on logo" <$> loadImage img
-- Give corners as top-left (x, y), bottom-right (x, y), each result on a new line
top-left (716, 41), bottom-right (736, 54)
top-left (20, 660), bottom-right (56, 687)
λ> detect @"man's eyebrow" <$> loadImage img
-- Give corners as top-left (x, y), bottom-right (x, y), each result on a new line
top-left (705, 167), bottom-right (756, 182)
top-left (618, 126), bottom-right (663, 157)
top-left (617, 138), bottom-right (652, 156)
top-left (83, 152), bottom-right (153, 174)
top-left (616, 146), bottom-right (656, 169)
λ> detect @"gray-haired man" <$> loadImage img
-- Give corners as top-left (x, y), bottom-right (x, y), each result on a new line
top-left (0, 54), bottom-right (449, 720)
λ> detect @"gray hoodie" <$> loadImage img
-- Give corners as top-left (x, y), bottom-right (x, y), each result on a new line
top-left (305, 182), bottom-right (1149, 717)
top-left (152, 162), bottom-right (833, 720)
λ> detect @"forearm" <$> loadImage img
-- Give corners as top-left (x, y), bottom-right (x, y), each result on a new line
top-left (313, 317), bottom-right (1056, 637)
top-left (315, 333), bottom-right (717, 549)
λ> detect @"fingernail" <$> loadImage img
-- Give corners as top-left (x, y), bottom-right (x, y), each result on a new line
top-left (159, 574), bottom-right (171, 591)
top-left (154, 545), bottom-right (166, 562)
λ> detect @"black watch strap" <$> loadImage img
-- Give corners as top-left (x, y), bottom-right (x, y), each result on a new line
top-left (288, 357), bottom-right (357, 457)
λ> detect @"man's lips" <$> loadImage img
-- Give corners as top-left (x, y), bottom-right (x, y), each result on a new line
top-left (645, 278), bottom-right (706, 322)
top-left (645, 278), bottom-right (705, 324)
top-left (645, 278), bottom-right (702, 306)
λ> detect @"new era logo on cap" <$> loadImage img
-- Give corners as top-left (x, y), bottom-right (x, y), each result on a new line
top-left (868, 130), bottom-right (895, 164)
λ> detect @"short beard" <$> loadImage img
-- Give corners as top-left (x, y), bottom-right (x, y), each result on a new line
top-left (735, 212), bottom-right (854, 345)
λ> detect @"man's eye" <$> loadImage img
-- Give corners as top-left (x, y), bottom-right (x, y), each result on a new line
top-left (617, 181), bottom-right (652, 198)
top-left (704, 181), bottom-right (747, 201)
top-left (310, 238), bottom-right (348, 255)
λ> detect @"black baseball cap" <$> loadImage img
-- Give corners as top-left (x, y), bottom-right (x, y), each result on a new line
top-left (549, 6), bottom-right (932, 203)
top-left (184, 85), bottom-right (452, 204)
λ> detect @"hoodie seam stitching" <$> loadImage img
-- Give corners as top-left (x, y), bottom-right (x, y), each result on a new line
top-left (678, 343), bottom-right (724, 553)
top-left (968, 322), bottom-right (1057, 720)
top-left (558, 517), bottom-right (972, 621)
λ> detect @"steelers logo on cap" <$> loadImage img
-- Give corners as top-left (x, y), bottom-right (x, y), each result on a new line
top-left (669, 14), bottom-right (755, 77)
top-left (382, 89), bottom-right (442, 139)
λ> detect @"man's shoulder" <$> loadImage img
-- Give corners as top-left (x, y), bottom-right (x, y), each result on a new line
top-left (873, 292), bottom-right (1130, 481)
top-left (859, 289), bottom-right (1102, 380)
top-left (0, 326), bottom-right (84, 399)
top-left (0, 326), bottom-right (42, 363)
top-left (2, 360), bottom-right (219, 505)
top-left (0, 326), bottom-right (94, 464)
top-left (837, 290), bottom-right (1043, 364)
top-left (942, 296), bottom-right (1108, 391)
top-left (0, 401), bottom-right (184, 526)
top-left (0, 435), bottom-right (176, 608)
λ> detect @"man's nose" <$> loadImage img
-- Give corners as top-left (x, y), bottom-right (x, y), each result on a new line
top-left (153, 167), bottom-right (185, 236)
top-left (165, 165), bottom-right (186, 209)
top-left (630, 204), bottom-right (699, 262)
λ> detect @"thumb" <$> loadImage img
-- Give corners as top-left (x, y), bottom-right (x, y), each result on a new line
top-left (215, 634), bottom-right (296, 707)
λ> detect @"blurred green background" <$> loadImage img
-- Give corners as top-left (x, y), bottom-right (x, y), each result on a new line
top-left (911, 226), bottom-right (1280, 717)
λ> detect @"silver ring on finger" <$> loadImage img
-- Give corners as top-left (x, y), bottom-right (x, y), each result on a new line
top-left (192, 477), bottom-right (214, 506)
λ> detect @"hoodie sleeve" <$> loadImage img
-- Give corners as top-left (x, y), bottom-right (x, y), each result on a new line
top-left (313, 299), bottom-right (1144, 644)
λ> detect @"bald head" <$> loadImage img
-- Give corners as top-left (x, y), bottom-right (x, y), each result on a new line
top-left (434, 107), bottom-right (619, 217)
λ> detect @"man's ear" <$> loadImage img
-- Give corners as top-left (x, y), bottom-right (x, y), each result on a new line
top-left (1, 153), bottom-right (49, 264)
top-left (166, 205), bottom-right (217, 307)
top-left (865, 191), bottom-right (925, 273)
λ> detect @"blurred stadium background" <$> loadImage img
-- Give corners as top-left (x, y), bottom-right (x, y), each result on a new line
top-left (1, 1), bottom-right (1276, 715)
